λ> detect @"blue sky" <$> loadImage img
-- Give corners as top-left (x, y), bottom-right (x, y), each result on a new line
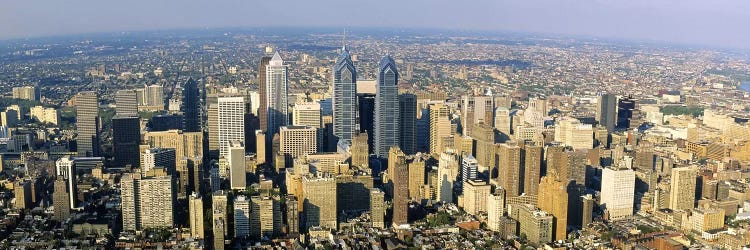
top-left (1, 0), bottom-right (748, 49)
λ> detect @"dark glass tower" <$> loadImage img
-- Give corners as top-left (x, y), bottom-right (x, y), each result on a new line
top-left (617, 96), bottom-right (636, 130)
top-left (357, 94), bottom-right (375, 154)
top-left (332, 45), bottom-right (357, 144)
top-left (374, 55), bottom-right (400, 159)
top-left (112, 115), bottom-right (140, 167)
top-left (182, 78), bottom-right (201, 132)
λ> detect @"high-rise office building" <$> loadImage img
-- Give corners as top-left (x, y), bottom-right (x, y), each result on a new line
top-left (234, 195), bottom-right (251, 238)
top-left (258, 56), bottom-right (271, 134)
top-left (188, 192), bottom-right (204, 238)
top-left (13, 180), bottom-right (31, 210)
top-left (52, 178), bottom-right (70, 221)
top-left (302, 173), bottom-right (337, 230)
top-left (332, 45), bottom-right (357, 144)
top-left (517, 204), bottom-right (554, 245)
top-left (494, 107), bottom-right (512, 141)
top-left (266, 52), bottom-right (289, 137)
top-left (351, 132), bottom-right (369, 168)
top-left (370, 188), bottom-right (385, 229)
top-left (523, 144), bottom-right (543, 195)
top-left (357, 93), bottom-right (376, 152)
top-left (437, 150), bottom-right (459, 203)
top-left (601, 166), bottom-right (635, 220)
top-left (255, 130), bottom-right (267, 166)
top-left (144, 84), bottom-right (164, 108)
top-left (399, 94), bottom-right (417, 154)
top-left (554, 118), bottom-right (594, 150)
top-left (472, 122), bottom-right (495, 170)
top-left (141, 148), bottom-right (176, 174)
top-left (1, 109), bottom-right (19, 127)
top-left (408, 157), bottom-right (426, 200)
top-left (12, 86), bottom-right (40, 101)
top-left (463, 179), bottom-right (491, 215)
top-left (182, 78), bottom-right (201, 132)
top-left (497, 143), bottom-right (522, 197)
top-left (112, 115), bottom-right (140, 168)
top-left (251, 195), bottom-right (282, 238)
top-left (429, 103), bottom-right (451, 156)
top-left (55, 157), bottom-right (78, 209)
top-left (460, 155), bottom-right (478, 192)
top-left (286, 195), bottom-right (299, 236)
top-left (228, 141), bottom-right (246, 190)
top-left (212, 191), bottom-right (228, 250)
top-left (462, 95), bottom-right (494, 136)
top-left (218, 97), bottom-right (245, 157)
top-left (670, 167), bottom-right (697, 211)
top-left (374, 56), bottom-right (400, 159)
top-left (121, 174), bottom-right (175, 231)
top-left (487, 188), bottom-right (506, 231)
top-left (617, 96), bottom-right (636, 130)
top-left (597, 94), bottom-right (617, 132)
top-left (115, 89), bottom-right (138, 116)
top-left (143, 130), bottom-right (203, 194)
top-left (293, 102), bottom-right (322, 149)
top-left (388, 147), bottom-right (409, 226)
top-left (537, 172), bottom-right (569, 241)
top-left (279, 126), bottom-right (317, 164)
top-left (76, 91), bottom-right (100, 157)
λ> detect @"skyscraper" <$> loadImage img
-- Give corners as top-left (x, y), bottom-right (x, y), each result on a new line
top-left (279, 126), bottom-right (317, 166)
top-left (522, 144), bottom-right (543, 195)
top-left (143, 129), bottom-right (203, 196)
top-left (388, 147), bottom-right (409, 226)
top-left (461, 95), bottom-right (495, 136)
top-left (374, 56), bottom-right (400, 159)
top-left (76, 91), bottom-right (99, 157)
top-left (351, 132), bottom-right (369, 168)
top-left (112, 115), bottom-right (140, 168)
top-left (144, 84), bottom-right (164, 108)
top-left (617, 96), bottom-right (636, 130)
top-left (537, 172), bottom-right (569, 241)
top-left (182, 78), bottom-right (201, 132)
top-left (52, 178), bottom-right (70, 221)
top-left (429, 103), bottom-right (451, 156)
top-left (115, 89), bottom-right (138, 116)
top-left (228, 141), bottom-right (246, 190)
top-left (437, 150), bottom-right (459, 203)
top-left (258, 56), bottom-right (271, 134)
top-left (600, 166), bottom-right (635, 220)
top-left (460, 155), bottom-right (479, 192)
top-left (669, 167), bottom-right (697, 211)
top-left (250, 195), bottom-right (281, 238)
top-left (399, 94), bottom-right (417, 154)
top-left (332, 45), bottom-right (357, 144)
top-left (463, 179), bottom-right (491, 215)
top-left (370, 188), bottom-right (385, 229)
top-left (497, 143), bottom-right (522, 197)
top-left (234, 195), bottom-right (251, 238)
top-left (302, 173), bottom-right (337, 230)
top-left (121, 174), bottom-right (175, 231)
top-left (357, 93), bottom-right (376, 152)
top-left (266, 52), bottom-right (289, 137)
top-left (597, 94), bottom-right (617, 132)
top-left (188, 192), bottom-right (204, 239)
top-left (218, 96), bottom-right (245, 157)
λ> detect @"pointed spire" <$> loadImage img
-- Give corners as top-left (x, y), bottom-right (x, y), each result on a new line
top-left (270, 51), bottom-right (283, 66)
top-left (342, 29), bottom-right (348, 52)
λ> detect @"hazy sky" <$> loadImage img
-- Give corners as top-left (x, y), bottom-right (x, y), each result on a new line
top-left (1, 0), bottom-right (749, 49)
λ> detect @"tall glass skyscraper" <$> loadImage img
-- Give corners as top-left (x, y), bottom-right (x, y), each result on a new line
top-left (374, 55), bottom-right (399, 159)
top-left (76, 91), bottom-right (99, 157)
top-left (266, 52), bottom-right (289, 138)
top-left (332, 45), bottom-right (357, 144)
top-left (182, 78), bottom-right (201, 132)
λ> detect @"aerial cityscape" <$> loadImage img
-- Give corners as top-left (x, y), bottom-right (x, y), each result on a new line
top-left (1, 1), bottom-right (750, 249)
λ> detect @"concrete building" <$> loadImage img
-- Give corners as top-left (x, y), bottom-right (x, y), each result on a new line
top-left (121, 173), bottom-right (175, 231)
top-left (437, 150), bottom-right (459, 203)
top-left (280, 126), bottom-right (317, 164)
top-left (302, 173), bottom-right (337, 230)
top-left (463, 179), bottom-right (491, 215)
top-left (218, 96), bottom-right (245, 157)
top-left (670, 167), bottom-right (697, 211)
top-left (461, 95), bottom-right (494, 136)
top-left (370, 189), bottom-right (385, 229)
top-left (188, 193), bottom-right (204, 238)
top-left (487, 188), bottom-right (506, 231)
top-left (429, 103), bottom-right (451, 156)
top-left (12, 86), bottom-right (39, 101)
top-left (52, 178), bottom-right (70, 221)
top-left (228, 141), bottom-right (246, 190)
top-left (601, 167), bottom-right (635, 220)
top-left (115, 89), bottom-right (138, 115)
top-left (251, 195), bottom-right (281, 238)
top-left (29, 106), bottom-right (60, 125)
top-left (517, 204), bottom-right (554, 245)
top-left (234, 195), bottom-right (251, 238)
top-left (141, 148), bottom-right (176, 174)
top-left (537, 173), bottom-right (569, 241)
top-left (497, 143), bottom-right (522, 197)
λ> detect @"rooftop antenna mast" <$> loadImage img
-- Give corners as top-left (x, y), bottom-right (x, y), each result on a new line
top-left (342, 28), bottom-right (347, 50)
